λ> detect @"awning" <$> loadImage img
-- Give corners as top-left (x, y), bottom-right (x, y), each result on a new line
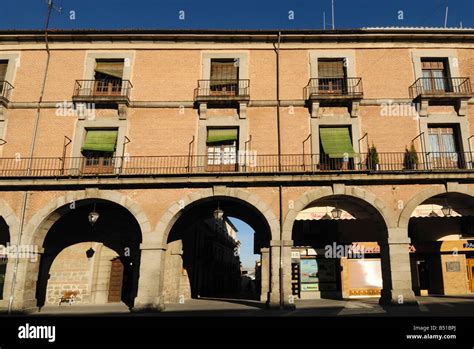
top-left (295, 206), bottom-right (355, 220)
top-left (207, 129), bottom-right (238, 144)
top-left (320, 127), bottom-right (355, 158)
top-left (94, 60), bottom-right (124, 79)
top-left (81, 130), bottom-right (118, 153)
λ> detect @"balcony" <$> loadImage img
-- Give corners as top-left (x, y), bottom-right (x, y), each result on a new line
top-left (194, 79), bottom-right (250, 104)
top-left (304, 77), bottom-right (363, 101)
top-left (409, 77), bottom-right (472, 100)
top-left (304, 78), bottom-right (363, 117)
top-left (72, 79), bottom-right (133, 105)
top-left (0, 151), bottom-right (472, 178)
top-left (0, 81), bottom-right (14, 107)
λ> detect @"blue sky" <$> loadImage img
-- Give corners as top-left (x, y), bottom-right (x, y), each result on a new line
top-left (228, 218), bottom-right (258, 269)
top-left (1, 0), bottom-right (473, 30)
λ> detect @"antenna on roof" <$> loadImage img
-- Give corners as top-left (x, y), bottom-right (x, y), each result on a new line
top-left (331, 0), bottom-right (335, 30)
top-left (444, 6), bottom-right (449, 28)
top-left (460, 21), bottom-right (463, 28)
top-left (323, 11), bottom-right (326, 30)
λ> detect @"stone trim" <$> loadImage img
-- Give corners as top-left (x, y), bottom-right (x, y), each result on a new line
top-left (155, 187), bottom-right (279, 245)
top-left (397, 183), bottom-right (474, 229)
top-left (197, 116), bottom-right (249, 159)
top-left (282, 186), bottom-right (396, 241)
top-left (83, 51), bottom-right (135, 81)
top-left (310, 116), bottom-right (362, 156)
top-left (23, 190), bottom-right (151, 247)
top-left (201, 52), bottom-right (249, 80)
top-left (70, 118), bottom-right (128, 166)
top-left (418, 115), bottom-right (471, 159)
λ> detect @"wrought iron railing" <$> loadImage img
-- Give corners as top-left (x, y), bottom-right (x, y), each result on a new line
top-left (409, 77), bottom-right (472, 99)
top-left (0, 152), bottom-right (472, 177)
top-left (194, 79), bottom-right (250, 100)
top-left (73, 79), bottom-right (133, 99)
top-left (304, 77), bottom-right (363, 99)
top-left (0, 81), bottom-right (14, 102)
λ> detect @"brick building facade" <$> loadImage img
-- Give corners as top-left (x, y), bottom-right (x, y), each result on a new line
top-left (0, 28), bottom-right (473, 311)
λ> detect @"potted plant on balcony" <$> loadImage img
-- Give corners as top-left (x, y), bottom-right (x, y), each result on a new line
top-left (367, 144), bottom-right (379, 170)
top-left (403, 143), bottom-right (419, 170)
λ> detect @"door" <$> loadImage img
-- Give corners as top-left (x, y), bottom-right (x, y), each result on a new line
top-left (318, 59), bottom-right (346, 94)
top-left (428, 126), bottom-right (461, 169)
top-left (417, 260), bottom-right (430, 294)
top-left (82, 156), bottom-right (115, 174)
top-left (466, 259), bottom-right (474, 292)
top-left (210, 59), bottom-right (238, 96)
top-left (108, 258), bottom-right (124, 303)
top-left (421, 59), bottom-right (449, 93)
top-left (206, 141), bottom-right (238, 172)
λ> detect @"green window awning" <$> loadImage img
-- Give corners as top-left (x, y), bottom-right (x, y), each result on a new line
top-left (320, 127), bottom-right (355, 158)
top-left (207, 129), bottom-right (238, 144)
top-left (81, 130), bottom-right (118, 153)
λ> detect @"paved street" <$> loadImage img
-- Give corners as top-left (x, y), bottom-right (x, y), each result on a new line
top-left (30, 295), bottom-right (474, 316)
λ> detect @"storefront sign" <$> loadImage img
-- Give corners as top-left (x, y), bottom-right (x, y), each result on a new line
top-left (446, 261), bottom-right (461, 272)
top-left (349, 288), bottom-right (381, 296)
top-left (300, 259), bottom-right (318, 283)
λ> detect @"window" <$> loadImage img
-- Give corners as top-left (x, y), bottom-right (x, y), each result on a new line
top-left (206, 128), bottom-right (238, 172)
top-left (93, 59), bottom-right (124, 96)
top-left (0, 60), bottom-right (8, 95)
top-left (421, 59), bottom-right (450, 93)
top-left (318, 59), bottom-right (347, 94)
top-left (428, 126), bottom-right (461, 169)
top-left (81, 129), bottom-right (118, 174)
top-left (319, 126), bottom-right (355, 170)
top-left (210, 59), bottom-right (238, 96)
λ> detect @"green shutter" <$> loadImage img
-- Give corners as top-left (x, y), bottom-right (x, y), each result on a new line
top-left (81, 130), bottom-right (118, 153)
top-left (320, 127), bottom-right (355, 158)
top-left (207, 129), bottom-right (238, 144)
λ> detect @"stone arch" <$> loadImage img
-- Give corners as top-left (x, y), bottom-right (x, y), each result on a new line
top-left (13, 190), bottom-right (150, 310)
top-left (154, 187), bottom-right (280, 246)
top-left (398, 183), bottom-right (474, 230)
top-left (282, 186), bottom-right (397, 241)
top-left (0, 199), bottom-right (19, 306)
top-left (22, 190), bottom-right (152, 248)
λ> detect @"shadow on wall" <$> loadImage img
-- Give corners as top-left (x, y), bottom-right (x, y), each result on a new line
top-left (35, 200), bottom-right (142, 309)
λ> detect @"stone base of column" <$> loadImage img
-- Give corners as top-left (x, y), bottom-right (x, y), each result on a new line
top-left (132, 297), bottom-right (165, 312)
top-left (266, 292), bottom-right (296, 310)
top-left (379, 288), bottom-right (418, 306)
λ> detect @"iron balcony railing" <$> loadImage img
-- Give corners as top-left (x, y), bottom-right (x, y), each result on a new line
top-left (194, 79), bottom-right (250, 100)
top-left (0, 152), bottom-right (472, 177)
top-left (73, 79), bottom-right (133, 100)
top-left (409, 77), bottom-right (472, 99)
top-left (0, 81), bottom-right (14, 103)
top-left (304, 77), bottom-right (363, 100)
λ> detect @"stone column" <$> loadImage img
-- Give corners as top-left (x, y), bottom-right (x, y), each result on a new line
top-left (379, 228), bottom-right (417, 305)
top-left (267, 240), bottom-right (281, 308)
top-left (260, 248), bottom-right (269, 302)
top-left (8, 248), bottom-right (44, 312)
top-left (267, 240), bottom-right (295, 309)
top-left (133, 244), bottom-right (166, 311)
